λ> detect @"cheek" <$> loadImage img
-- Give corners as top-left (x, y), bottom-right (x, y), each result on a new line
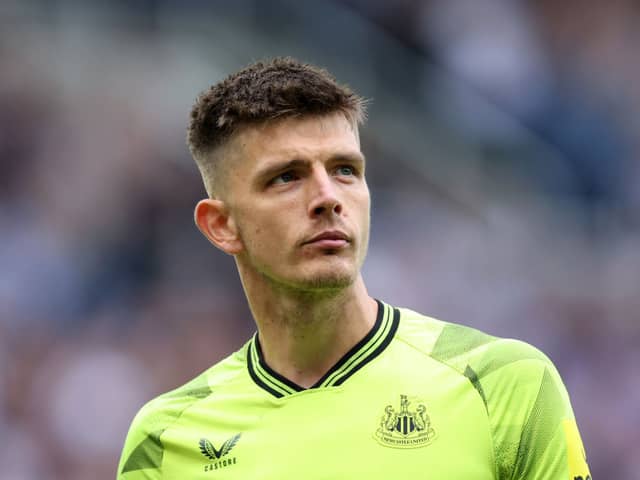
top-left (355, 189), bottom-right (371, 220)
top-left (238, 208), bottom-right (288, 251)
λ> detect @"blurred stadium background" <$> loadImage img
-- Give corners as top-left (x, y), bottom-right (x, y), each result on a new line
top-left (1, 0), bottom-right (639, 478)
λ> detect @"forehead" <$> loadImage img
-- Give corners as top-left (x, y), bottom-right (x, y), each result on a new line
top-left (231, 112), bottom-right (361, 166)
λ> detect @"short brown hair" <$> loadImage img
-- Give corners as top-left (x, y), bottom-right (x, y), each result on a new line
top-left (187, 57), bottom-right (367, 196)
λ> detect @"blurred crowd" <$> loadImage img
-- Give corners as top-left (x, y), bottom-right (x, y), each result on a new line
top-left (1, 1), bottom-right (639, 478)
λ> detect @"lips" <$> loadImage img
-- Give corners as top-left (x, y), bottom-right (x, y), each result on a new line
top-left (303, 230), bottom-right (350, 248)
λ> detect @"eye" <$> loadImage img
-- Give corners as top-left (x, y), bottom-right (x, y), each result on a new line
top-left (336, 165), bottom-right (356, 176)
top-left (271, 171), bottom-right (298, 185)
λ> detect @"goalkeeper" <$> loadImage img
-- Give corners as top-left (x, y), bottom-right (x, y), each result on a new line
top-left (118, 57), bottom-right (591, 479)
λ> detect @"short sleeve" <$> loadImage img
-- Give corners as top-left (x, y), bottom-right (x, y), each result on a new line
top-left (117, 402), bottom-right (165, 480)
top-left (473, 340), bottom-right (591, 480)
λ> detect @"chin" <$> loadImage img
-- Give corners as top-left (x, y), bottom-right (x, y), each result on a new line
top-left (293, 263), bottom-right (358, 292)
top-left (254, 255), bottom-right (361, 293)
top-left (301, 273), bottom-right (354, 291)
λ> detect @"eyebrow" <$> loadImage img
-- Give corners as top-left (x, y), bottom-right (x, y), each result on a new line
top-left (254, 152), bottom-right (365, 185)
top-left (330, 152), bottom-right (366, 165)
top-left (254, 158), bottom-right (309, 185)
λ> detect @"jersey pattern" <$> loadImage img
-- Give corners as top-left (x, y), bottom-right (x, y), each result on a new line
top-left (117, 300), bottom-right (591, 479)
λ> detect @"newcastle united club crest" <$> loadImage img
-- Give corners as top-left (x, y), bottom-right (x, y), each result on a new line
top-left (374, 395), bottom-right (436, 448)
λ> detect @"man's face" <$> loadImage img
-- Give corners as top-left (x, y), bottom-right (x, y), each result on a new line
top-left (222, 112), bottom-right (370, 292)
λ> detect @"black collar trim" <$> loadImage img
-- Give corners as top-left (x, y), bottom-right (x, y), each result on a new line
top-left (246, 300), bottom-right (399, 398)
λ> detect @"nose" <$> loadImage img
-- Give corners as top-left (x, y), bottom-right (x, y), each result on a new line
top-left (308, 169), bottom-right (342, 218)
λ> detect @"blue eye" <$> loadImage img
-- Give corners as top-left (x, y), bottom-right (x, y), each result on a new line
top-left (272, 171), bottom-right (297, 185)
top-left (337, 166), bottom-right (355, 176)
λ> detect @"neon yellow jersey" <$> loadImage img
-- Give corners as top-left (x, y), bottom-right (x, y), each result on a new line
top-left (117, 301), bottom-right (591, 479)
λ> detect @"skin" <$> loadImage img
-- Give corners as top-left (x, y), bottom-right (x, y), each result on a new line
top-left (195, 112), bottom-right (378, 387)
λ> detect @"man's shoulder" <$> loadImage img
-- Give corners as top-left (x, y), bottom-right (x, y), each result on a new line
top-left (391, 304), bottom-right (585, 480)
top-left (394, 304), bottom-right (570, 418)
top-left (118, 342), bottom-right (251, 476)
top-left (395, 305), bottom-right (553, 377)
top-left (129, 341), bottom-right (250, 434)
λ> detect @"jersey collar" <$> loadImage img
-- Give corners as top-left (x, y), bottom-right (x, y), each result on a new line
top-left (246, 300), bottom-right (399, 398)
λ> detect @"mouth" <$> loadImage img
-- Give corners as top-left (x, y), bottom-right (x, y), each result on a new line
top-left (302, 230), bottom-right (351, 249)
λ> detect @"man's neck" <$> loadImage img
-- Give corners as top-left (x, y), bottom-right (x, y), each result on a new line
top-left (242, 275), bottom-right (377, 388)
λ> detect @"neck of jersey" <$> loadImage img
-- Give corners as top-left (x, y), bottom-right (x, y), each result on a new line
top-left (246, 299), bottom-right (400, 398)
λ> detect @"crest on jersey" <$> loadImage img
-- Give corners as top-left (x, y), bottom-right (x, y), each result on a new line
top-left (374, 395), bottom-right (436, 448)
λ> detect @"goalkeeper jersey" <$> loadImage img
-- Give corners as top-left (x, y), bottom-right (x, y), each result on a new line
top-left (117, 300), bottom-right (591, 479)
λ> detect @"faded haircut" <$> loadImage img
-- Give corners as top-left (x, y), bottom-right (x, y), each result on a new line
top-left (187, 57), bottom-right (367, 197)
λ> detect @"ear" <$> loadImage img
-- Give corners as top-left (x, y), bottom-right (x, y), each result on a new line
top-left (194, 199), bottom-right (244, 255)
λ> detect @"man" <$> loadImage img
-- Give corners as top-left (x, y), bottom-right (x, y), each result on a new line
top-left (118, 58), bottom-right (591, 479)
